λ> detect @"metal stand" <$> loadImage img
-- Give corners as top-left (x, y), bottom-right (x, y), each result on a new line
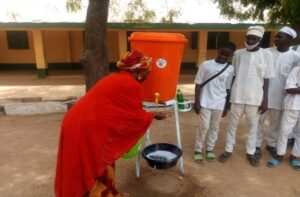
top-left (135, 99), bottom-right (184, 178)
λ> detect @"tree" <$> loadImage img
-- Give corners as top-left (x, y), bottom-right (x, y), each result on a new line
top-left (122, 0), bottom-right (181, 23)
top-left (215, 0), bottom-right (300, 29)
top-left (123, 0), bottom-right (156, 23)
top-left (67, 0), bottom-right (110, 91)
top-left (160, 7), bottom-right (181, 23)
top-left (81, 0), bottom-right (110, 91)
top-left (66, 0), bottom-right (182, 90)
top-left (66, 0), bottom-right (83, 13)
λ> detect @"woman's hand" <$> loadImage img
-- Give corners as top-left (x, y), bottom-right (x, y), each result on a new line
top-left (153, 111), bottom-right (168, 120)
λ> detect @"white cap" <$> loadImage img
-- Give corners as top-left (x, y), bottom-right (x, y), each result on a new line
top-left (247, 26), bottom-right (265, 38)
top-left (279, 26), bottom-right (297, 39)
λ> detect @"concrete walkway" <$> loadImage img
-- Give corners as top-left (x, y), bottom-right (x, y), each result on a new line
top-left (0, 69), bottom-right (196, 115)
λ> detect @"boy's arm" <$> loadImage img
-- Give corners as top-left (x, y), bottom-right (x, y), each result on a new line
top-left (222, 89), bottom-right (231, 117)
top-left (285, 66), bottom-right (300, 94)
top-left (194, 62), bottom-right (206, 114)
top-left (222, 73), bottom-right (235, 117)
top-left (194, 84), bottom-right (201, 114)
top-left (259, 78), bottom-right (269, 114)
top-left (286, 88), bottom-right (300, 94)
top-left (259, 50), bottom-right (274, 114)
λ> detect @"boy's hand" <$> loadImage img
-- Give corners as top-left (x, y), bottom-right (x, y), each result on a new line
top-left (222, 109), bottom-right (229, 117)
top-left (194, 103), bottom-right (200, 114)
top-left (259, 99), bottom-right (268, 114)
top-left (222, 103), bottom-right (230, 117)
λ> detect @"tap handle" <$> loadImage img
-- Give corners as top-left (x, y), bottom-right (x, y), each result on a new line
top-left (154, 92), bottom-right (160, 104)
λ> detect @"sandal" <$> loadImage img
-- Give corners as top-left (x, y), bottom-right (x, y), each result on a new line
top-left (266, 145), bottom-right (277, 157)
top-left (290, 159), bottom-right (300, 171)
top-left (218, 152), bottom-right (231, 163)
top-left (254, 147), bottom-right (262, 160)
top-left (247, 154), bottom-right (259, 167)
top-left (267, 157), bottom-right (281, 168)
top-left (194, 152), bottom-right (204, 164)
top-left (206, 151), bottom-right (216, 161)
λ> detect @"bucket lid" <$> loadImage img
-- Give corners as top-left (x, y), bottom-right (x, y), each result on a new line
top-left (129, 32), bottom-right (187, 43)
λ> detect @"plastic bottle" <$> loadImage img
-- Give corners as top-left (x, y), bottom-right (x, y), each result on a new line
top-left (176, 89), bottom-right (185, 110)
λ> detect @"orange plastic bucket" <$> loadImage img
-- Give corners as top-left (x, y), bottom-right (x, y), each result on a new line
top-left (129, 32), bottom-right (187, 102)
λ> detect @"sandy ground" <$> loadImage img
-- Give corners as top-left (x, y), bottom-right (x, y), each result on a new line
top-left (1, 112), bottom-right (300, 197)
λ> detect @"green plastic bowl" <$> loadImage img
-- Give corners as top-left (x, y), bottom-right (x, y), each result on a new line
top-left (122, 136), bottom-right (144, 159)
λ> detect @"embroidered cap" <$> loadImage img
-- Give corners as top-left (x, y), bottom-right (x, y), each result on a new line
top-left (279, 26), bottom-right (297, 39)
top-left (247, 26), bottom-right (265, 38)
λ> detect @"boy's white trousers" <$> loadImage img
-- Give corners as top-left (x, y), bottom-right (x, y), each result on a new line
top-left (277, 110), bottom-right (300, 157)
top-left (225, 103), bottom-right (260, 155)
top-left (195, 107), bottom-right (223, 152)
top-left (256, 109), bottom-right (283, 147)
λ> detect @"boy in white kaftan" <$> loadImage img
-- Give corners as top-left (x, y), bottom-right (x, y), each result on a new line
top-left (193, 42), bottom-right (236, 163)
top-left (218, 26), bottom-right (275, 167)
top-left (267, 66), bottom-right (300, 170)
top-left (256, 26), bottom-right (300, 158)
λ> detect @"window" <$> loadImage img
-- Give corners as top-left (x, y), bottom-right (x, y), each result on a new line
top-left (191, 32), bottom-right (198, 49)
top-left (207, 32), bottom-right (229, 49)
top-left (260, 31), bottom-right (271, 48)
top-left (6, 31), bottom-right (29, 49)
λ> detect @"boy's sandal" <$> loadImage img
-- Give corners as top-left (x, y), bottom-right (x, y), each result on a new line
top-left (254, 148), bottom-right (262, 160)
top-left (206, 151), bottom-right (216, 161)
top-left (265, 145), bottom-right (277, 157)
top-left (194, 152), bottom-right (204, 164)
top-left (267, 158), bottom-right (281, 168)
top-left (247, 154), bottom-right (259, 167)
top-left (218, 152), bottom-right (231, 163)
top-left (290, 159), bottom-right (300, 171)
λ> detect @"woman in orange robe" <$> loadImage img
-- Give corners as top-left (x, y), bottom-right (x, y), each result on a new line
top-left (55, 51), bottom-right (167, 197)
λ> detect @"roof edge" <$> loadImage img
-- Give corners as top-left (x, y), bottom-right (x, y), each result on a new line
top-left (0, 22), bottom-right (281, 30)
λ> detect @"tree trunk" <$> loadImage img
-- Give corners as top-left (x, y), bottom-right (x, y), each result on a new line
top-left (81, 0), bottom-right (110, 91)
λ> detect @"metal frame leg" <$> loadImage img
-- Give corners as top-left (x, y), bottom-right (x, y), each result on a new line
top-left (174, 101), bottom-right (184, 175)
top-left (145, 128), bottom-right (151, 146)
top-left (135, 149), bottom-right (141, 178)
top-left (136, 128), bottom-right (151, 178)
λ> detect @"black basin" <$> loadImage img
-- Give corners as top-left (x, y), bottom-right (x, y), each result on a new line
top-left (142, 143), bottom-right (183, 169)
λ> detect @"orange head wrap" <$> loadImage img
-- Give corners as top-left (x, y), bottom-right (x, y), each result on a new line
top-left (117, 51), bottom-right (152, 73)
